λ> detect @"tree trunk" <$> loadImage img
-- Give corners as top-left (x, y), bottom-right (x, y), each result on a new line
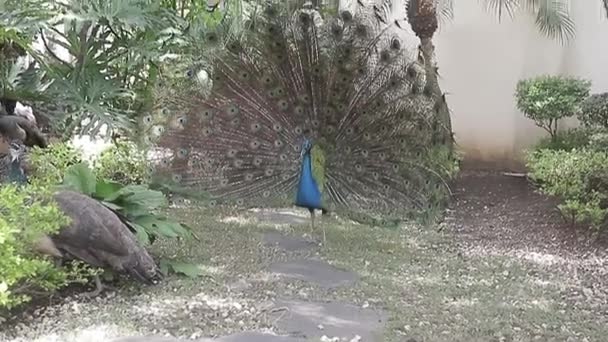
top-left (419, 37), bottom-right (454, 149)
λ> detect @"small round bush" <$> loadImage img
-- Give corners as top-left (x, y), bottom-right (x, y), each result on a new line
top-left (580, 92), bottom-right (608, 129)
top-left (95, 139), bottom-right (150, 185)
top-left (515, 75), bottom-right (591, 138)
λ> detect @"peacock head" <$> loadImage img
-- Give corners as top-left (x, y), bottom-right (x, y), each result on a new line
top-left (8, 140), bottom-right (25, 163)
top-left (301, 139), bottom-right (313, 158)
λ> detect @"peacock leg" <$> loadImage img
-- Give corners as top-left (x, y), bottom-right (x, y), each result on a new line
top-left (82, 275), bottom-right (105, 298)
top-left (309, 208), bottom-right (315, 234)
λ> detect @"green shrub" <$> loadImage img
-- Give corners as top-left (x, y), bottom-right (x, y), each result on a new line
top-left (526, 148), bottom-right (608, 229)
top-left (515, 75), bottom-right (591, 138)
top-left (27, 142), bottom-right (84, 186)
top-left (580, 92), bottom-right (608, 128)
top-left (0, 184), bottom-right (92, 310)
top-left (534, 127), bottom-right (592, 151)
top-left (95, 139), bottom-right (150, 185)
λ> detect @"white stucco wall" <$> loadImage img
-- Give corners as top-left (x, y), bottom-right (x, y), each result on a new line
top-left (361, 0), bottom-right (608, 167)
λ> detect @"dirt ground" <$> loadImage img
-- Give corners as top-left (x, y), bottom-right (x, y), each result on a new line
top-left (2, 168), bottom-right (608, 341)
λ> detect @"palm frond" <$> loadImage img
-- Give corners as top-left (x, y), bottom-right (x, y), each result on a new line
top-left (534, 0), bottom-right (575, 43)
top-left (484, 0), bottom-right (575, 43)
top-left (483, 0), bottom-right (519, 20)
top-left (0, 57), bottom-right (53, 102)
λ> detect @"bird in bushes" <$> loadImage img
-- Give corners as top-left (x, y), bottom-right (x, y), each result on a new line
top-left (0, 146), bottom-right (161, 296)
top-left (0, 114), bottom-right (47, 148)
top-left (146, 2), bottom-right (450, 242)
top-left (50, 190), bottom-right (162, 296)
top-left (0, 139), bottom-right (27, 184)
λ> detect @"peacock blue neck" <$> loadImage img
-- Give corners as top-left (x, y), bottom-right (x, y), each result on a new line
top-left (294, 146), bottom-right (322, 210)
top-left (8, 159), bottom-right (27, 184)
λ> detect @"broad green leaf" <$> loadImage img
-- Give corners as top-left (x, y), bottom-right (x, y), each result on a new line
top-left (132, 223), bottom-right (151, 245)
top-left (62, 163), bottom-right (97, 195)
top-left (95, 180), bottom-right (123, 201)
top-left (117, 185), bottom-right (168, 210)
top-left (159, 258), bottom-right (170, 276)
top-left (167, 261), bottom-right (203, 278)
top-left (133, 215), bottom-right (179, 238)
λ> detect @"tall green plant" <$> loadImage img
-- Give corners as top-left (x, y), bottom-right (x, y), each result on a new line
top-left (515, 75), bottom-right (591, 139)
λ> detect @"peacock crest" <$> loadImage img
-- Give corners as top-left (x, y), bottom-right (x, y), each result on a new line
top-left (147, 1), bottom-right (452, 226)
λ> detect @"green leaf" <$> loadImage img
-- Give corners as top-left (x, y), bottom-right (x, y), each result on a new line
top-left (101, 201), bottom-right (123, 211)
top-left (133, 215), bottom-right (179, 238)
top-left (117, 185), bottom-right (168, 211)
top-left (132, 223), bottom-right (151, 245)
top-left (95, 180), bottom-right (123, 201)
top-left (62, 163), bottom-right (97, 195)
top-left (167, 261), bottom-right (203, 278)
top-left (159, 258), bottom-right (170, 276)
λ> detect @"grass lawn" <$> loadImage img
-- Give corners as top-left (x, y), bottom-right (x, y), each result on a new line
top-left (2, 200), bottom-right (607, 341)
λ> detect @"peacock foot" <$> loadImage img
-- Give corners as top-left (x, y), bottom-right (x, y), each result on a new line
top-left (81, 275), bottom-right (115, 298)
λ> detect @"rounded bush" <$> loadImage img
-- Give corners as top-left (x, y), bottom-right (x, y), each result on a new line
top-left (515, 75), bottom-right (591, 138)
top-left (580, 92), bottom-right (608, 128)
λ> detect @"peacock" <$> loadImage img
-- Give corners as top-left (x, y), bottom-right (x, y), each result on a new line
top-left (0, 143), bottom-right (161, 296)
top-left (144, 1), bottom-right (452, 242)
top-left (0, 139), bottom-right (27, 184)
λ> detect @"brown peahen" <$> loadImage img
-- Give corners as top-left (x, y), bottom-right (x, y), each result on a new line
top-left (0, 114), bottom-right (47, 148)
top-left (145, 2), bottom-right (452, 241)
top-left (1, 145), bottom-right (161, 296)
top-left (50, 190), bottom-right (162, 296)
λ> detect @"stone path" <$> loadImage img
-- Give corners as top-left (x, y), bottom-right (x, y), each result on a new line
top-left (113, 212), bottom-right (386, 342)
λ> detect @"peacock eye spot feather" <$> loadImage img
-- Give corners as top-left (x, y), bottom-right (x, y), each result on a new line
top-left (391, 38), bottom-right (402, 51)
top-left (262, 190), bottom-right (271, 197)
top-left (227, 149), bottom-right (238, 158)
top-left (279, 154), bottom-right (287, 161)
top-left (355, 24), bottom-right (367, 37)
top-left (331, 23), bottom-right (343, 38)
top-left (206, 32), bottom-right (219, 43)
top-left (273, 123), bottom-right (282, 132)
top-left (250, 140), bottom-right (261, 149)
top-left (392, 164), bottom-right (399, 172)
top-left (347, 175), bottom-right (353, 182)
top-left (278, 100), bottom-right (289, 111)
top-left (203, 127), bottom-right (213, 136)
top-left (172, 174), bottom-right (182, 183)
top-left (294, 126), bottom-right (303, 135)
top-left (245, 173), bottom-right (254, 181)
top-left (361, 150), bottom-right (369, 157)
top-left (209, 200), bottom-right (217, 207)
top-left (346, 127), bottom-right (354, 135)
top-left (340, 10), bottom-right (353, 22)
top-left (281, 173), bottom-right (290, 180)
top-left (231, 118), bottom-right (240, 126)
top-left (363, 132), bottom-right (371, 140)
top-left (250, 122), bottom-right (261, 132)
top-left (355, 164), bottom-right (363, 172)
top-left (299, 12), bottom-right (311, 26)
top-left (236, 199), bottom-right (245, 205)
top-left (264, 168), bottom-right (274, 176)
top-left (311, 120), bottom-right (320, 128)
top-left (380, 50), bottom-right (392, 63)
top-left (177, 148), bottom-right (188, 158)
top-left (234, 159), bottom-right (244, 168)
top-left (274, 140), bottom-right (283, 148)
top-left (143, 115), bottom-right (152, 124)
top-left (372, 171), bottom-right (380, 180)
top-left (253, 157), bottom-right (263, 166)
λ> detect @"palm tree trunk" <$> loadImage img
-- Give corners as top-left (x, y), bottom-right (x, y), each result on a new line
top-left (419, 37), bottom-right (453, 148)
top-left (408, 0), bottom-right (454, 149)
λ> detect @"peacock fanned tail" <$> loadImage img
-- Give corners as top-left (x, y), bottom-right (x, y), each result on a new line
top-left (146, 2), bottom-right (451, 225)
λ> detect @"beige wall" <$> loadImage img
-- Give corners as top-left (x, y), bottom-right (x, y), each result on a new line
top-left (360, 0), bottom-right (608, 169)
